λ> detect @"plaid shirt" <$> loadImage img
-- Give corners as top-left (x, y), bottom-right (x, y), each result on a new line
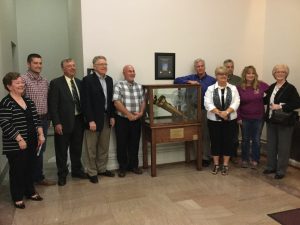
top-left (113, 80), bottom-right (144, 117)
top-left (21, 70), bottom-right (49, 115)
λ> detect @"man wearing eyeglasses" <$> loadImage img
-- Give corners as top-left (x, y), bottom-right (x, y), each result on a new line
top-left (81, 56), bottom-right (115, 184)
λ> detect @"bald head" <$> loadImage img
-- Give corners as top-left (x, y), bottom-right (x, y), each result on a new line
top-left (123, 65), bottom-right (136, 83)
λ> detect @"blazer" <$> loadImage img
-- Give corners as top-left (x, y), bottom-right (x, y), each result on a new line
top-left (48, 75), bottom-right (83, 133)
top-left (81, 72), bottom-right (115, 132)
top-left (0, 95), bottom-right (40, 154)
top-left (264, 81), bottom-right (300, 122)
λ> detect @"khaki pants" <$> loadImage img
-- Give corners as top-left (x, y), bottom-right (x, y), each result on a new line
top-left (83, 118), bottom-right (111, 176)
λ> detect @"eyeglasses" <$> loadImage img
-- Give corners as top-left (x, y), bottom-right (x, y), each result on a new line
top-left (216, 73), bottom-right (227, 76)
top-left (94, 63), bottom-right (108, 67)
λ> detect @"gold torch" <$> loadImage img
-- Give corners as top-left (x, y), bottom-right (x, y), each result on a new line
top-left (153, 95), bottom-right (186, 118)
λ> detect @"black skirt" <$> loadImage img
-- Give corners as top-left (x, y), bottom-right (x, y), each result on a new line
top-left (207, 119), bottom-right (237, 156)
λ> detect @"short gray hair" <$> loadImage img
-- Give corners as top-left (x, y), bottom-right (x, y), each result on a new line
top-left (215, 66), bottom-right (228, 76)
top-left (193, 58), bottom-right (205, 68)
top-left (60, 58), bottom-right (74, 68)
top-left (272, 64), bottom-right (289, 78)
top-left (92, 55), bottom-right (107, 65)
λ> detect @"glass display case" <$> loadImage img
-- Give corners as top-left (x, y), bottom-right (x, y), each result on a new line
top-left (144, 84), bottom-right (201, 126)
top-left (142, 84), bottom-right (202, 177)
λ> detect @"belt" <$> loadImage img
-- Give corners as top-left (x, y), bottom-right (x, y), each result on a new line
top-left (38, 114), bottom-right (48, 120)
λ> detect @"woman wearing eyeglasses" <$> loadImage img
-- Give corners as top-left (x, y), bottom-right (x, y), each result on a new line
top-left (263, 64), bottom-right (300, 179)
top-left (0, 72), bottom-right (45, 209)
top-left (204, 66), bottom-right (240, 175)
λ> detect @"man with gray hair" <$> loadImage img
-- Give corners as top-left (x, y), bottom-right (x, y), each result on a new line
top-left (48, 58), bottom-right (86, 186)
top-left (174, 58), bottom-right (216, 167)
top-left (81, 56), bottom-right (115, 184)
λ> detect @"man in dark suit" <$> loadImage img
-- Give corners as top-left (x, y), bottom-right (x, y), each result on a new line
top-left (81, 56), bottom-right (115, 184)
top-left (48, 58), bottom-right (87, 186)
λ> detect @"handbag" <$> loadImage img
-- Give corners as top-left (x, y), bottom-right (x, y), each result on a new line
top-left (270, 109), bottom-right (299, 126)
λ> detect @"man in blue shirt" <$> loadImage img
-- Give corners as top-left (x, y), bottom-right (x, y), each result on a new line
top-left (174, 58), bottom-right (216, 167)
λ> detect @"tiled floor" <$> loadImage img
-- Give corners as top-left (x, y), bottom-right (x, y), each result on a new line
top-left (0, 136), bottom-right (300, 225)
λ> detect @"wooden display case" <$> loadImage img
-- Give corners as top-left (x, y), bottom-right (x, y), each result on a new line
top-left (142, 84), bottom-right (202, 176)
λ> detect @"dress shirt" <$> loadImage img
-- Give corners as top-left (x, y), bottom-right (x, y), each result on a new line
top-left (21, 71), bottom-right (48, 115)
top-left (113, 80), bottom-right (144, 118)
top-left (95, 72), bottom-right (107, 110)
top-left (64, 76), bottom-right (81, 115)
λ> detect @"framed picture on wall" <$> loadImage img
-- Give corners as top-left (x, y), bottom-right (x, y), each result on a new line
top-left (155, 53), bottom-right (175, 80)
top-left (87, 68), bottom-right (94, 75)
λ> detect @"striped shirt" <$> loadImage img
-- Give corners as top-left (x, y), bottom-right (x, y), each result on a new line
top-left (0, 95), bottom-right (41, 154)
top-left (21, 71), bottom-right (49, 115)
top-left (113, 80), bottom-right (144, 117)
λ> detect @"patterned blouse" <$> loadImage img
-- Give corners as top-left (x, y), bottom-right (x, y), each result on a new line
top-left (0, 95), bottom-right (41, 154)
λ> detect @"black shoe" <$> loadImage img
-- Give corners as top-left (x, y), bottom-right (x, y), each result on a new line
top-left (211, 165), bottom-right (220, 175)
top-left (221, 165), bottom-right (229, 176)
top-left (263, 169), bottom-right (276, 174)
top-left (129, 168), bottom-right (143, 175)
top-left (98, 170), bottom-right (115, 177)
top-left (14, 201), bottom-right (25, 209)
top-left (118, 170), bottom-right (126, 178)
top-left (58, 177), bottom-right (66, 186)
top-left (72, 171), bottom-right (88, 179)
top-left (274, 174), bottom-right (285, 179)
top-left (202, 160), bottom-right (210, 167)
top-left (88, 175), bottom-right (99, 183)
top-left (27, 193), bottom-right (43, 201)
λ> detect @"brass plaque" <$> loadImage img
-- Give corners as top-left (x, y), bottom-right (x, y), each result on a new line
top-left (170, 128), bottom-right (184, 139)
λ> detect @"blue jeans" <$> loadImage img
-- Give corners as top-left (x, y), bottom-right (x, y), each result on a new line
top-left (33, 118), bottom-right (49, 182)
top-left (241, 119), bottom-right (263, 163)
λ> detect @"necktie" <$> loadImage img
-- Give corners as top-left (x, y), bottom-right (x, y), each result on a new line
top-left (221, 88), bottom-right (225, 110)
top-left (70, 79), bottom-right (81, 113)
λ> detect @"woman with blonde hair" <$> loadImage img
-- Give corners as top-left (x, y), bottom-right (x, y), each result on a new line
top-left (204, 66), bottom-right (240, 175)
top-left (237, 66), bottom-right (269, 169)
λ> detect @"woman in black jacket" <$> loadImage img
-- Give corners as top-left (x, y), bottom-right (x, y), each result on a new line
top-left (263, 64), bottom-right (300, 179)
top-left (0, 72), bottom-right (45, 208)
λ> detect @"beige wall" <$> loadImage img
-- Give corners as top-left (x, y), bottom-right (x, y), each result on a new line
top-left (81, 0), bottom-right (266, 82)
top-left (80, 0), bottom-right (300, 167)
top-left (263, 0), bottom-right (300, 88)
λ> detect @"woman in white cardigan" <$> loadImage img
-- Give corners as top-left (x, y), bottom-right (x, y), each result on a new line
top-left (204, 66), bottom-right (240, 175)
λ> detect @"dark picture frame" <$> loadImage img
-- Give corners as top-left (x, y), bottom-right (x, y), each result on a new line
top-left (87, 68), bottom-right (94, 75)
top-left (155, 53), bottom-right (175, 80)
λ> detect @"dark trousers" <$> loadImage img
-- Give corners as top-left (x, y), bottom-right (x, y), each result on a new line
top-left (54, 115), bottom-right (84, 178)
top-left (115, 115), bottom-right (141, 171)
top-left (6, 148), bottom-right (36, 202)
top-left (33, 117), bottom-right (49, 182)
top-left (232, 122), bottom-right (239, 157)
top-left (266, 122), bottom-right (294, 175)
top-left (208, 119), bottom-right (236, 156)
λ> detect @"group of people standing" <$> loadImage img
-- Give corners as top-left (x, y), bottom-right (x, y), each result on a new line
top-left (0, 54), bottom-right (144, 209)
top-left (1, 54), bottom-right (300, 209)
top-left (175, 59), bottom-right (300, 178)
